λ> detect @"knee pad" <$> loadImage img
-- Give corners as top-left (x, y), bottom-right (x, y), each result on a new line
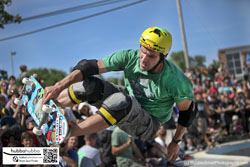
top-left (178, 101), bottom-right (197, 127)
top-left (97, 92), bottom-right (132, 125)
top-left (68, 77), bottom-right (104, 104)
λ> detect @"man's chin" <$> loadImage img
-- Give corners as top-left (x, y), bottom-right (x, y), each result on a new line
top-left (140, 65), bottom-right (149, 71)
top-left (140, 66), bottom-right (147, 71)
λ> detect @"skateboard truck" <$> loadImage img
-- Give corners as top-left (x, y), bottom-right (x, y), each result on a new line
top-left (33, 104), bottom-right (53, 136)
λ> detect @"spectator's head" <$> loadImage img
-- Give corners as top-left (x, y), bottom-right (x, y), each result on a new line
top-left (8, 87), bottom-right (19, 102)
top-left (25, 116), bottom-right (35, 130)
top-left (0, 116), bottom-right (17, 129)
top-left (1, 81), bottom-right (8, 94)
top-left (32, 73), bottom-right (41, 83)
top-left (8, 75), bottom-right (16, 85)
top-left (236, 88), bottom-right (245, 100)
top-left (8, 140), bottom-right (22, 147)
top-left (232, 115), bottom-right (239, 121)
top-left (236, 88), bottom-right (244, 95)
top-left (195, 93), bottom-right (202, 101)
top-left (67, 136), bottom-right (78, 150)
top-left (19, 65), bottom-right (27, 72)
top-left (209, 64), bottom-right (214, 69)
top-left (0, 124), bottom-right (21, 146)
top-left (224, 80), bottom-right (230, 86)
top-left (0, 95), bottom-right (7, 112)
top-left (84, 133), bottom-right (97, 146)
top-left (232, 115), bottom-right (239, 125)
top-left (209, 95), bottom-right (217, 102)
top-left (78, 102), bottom-right (92, 117)
top-left (59, 142), bottom-right (67, 156)
top-left (21, 131), bottom-right (34, 147)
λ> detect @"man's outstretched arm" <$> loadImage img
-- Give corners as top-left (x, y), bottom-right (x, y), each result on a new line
top-left (167, 100), bottom-right (195, 162)
top-left (42, 59), bottom-right (107, 105)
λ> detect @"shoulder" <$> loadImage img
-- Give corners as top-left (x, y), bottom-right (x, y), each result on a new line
top-left (79, 145), bottom-right (99, 153)
top-left (164, 60), bottom-right (192, 85)
top-left (113, 49), bottom-right (139, 60)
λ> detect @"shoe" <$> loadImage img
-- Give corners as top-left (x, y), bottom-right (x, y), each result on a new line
top-left (184, 154), bottom-right (194, 160)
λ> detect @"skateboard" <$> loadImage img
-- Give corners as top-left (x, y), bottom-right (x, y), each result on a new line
top-left (15, 76), bottom-right (69, 145)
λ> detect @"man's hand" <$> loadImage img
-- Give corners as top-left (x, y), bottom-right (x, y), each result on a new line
top-left (167, 141), bottom-right (180, 162)
top-left (42, 85), bottom-right (62, 104)
top-left (42, 70), bottom-right (84, 105)
top-left (125, 138), bottom-right (132, 147)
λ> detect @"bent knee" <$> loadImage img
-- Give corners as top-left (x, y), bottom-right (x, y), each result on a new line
top-left (68, 77), bottom-right (104, 104)
top-left (97, 92), bottom-right (132, 125)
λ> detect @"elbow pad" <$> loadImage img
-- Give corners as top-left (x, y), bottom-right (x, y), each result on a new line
top-left (177, 101), bottom-right (197, 127)
top-left (73, 59), bottom-right (99, 79)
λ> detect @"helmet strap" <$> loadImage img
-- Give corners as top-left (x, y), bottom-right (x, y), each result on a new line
top-left (148, 54), bottom-right (165, 73)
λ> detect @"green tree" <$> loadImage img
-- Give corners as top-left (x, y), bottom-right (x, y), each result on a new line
top-left (212, 59), bottom-right (220, 69)
top-left (169, 51), bottom-right (186, 71)
top-left (0, 0), bottom-right (21, 28)
top-left (193, 55), bottom-right (206, 68)
top-left (0, 69), bottom-right (8, 80)
top-left (169, 51), bottom-right (207, 71)
top-left (28, 68), bottom-right (66, 86)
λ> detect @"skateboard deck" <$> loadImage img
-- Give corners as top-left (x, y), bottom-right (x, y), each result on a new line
top-left (16, 76), bottom-right (69, 145)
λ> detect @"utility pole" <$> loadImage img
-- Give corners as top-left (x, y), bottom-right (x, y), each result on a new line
top-left (10, 51), bottom-right (16, 76)
top-left (176, 0), bottom-right (190, 70)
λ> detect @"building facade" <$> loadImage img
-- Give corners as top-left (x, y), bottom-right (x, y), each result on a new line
top-left (218, 45), bottom-right (250, 79)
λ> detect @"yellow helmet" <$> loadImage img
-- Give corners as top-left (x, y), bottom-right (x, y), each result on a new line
top-left (139, 27), bottom-right (172, 56)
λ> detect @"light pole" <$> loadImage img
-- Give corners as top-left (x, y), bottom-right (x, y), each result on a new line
top-left (10, 51), bottom-right (16, 76)
top-left (176, 0), bottom-right (190, 70)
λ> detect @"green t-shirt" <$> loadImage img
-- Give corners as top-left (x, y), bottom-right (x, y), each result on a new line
top-left (102, 49), bottom-right (194, 123)
top-left (111, 127), bottom-right (134, 166)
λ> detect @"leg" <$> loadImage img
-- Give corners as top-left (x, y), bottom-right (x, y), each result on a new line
top-left (62, 77), bottom-right (122, 137)
top-left (97, 92), bottom-right (160, 140)
top-left (55, 76), bottom-right (117, 108)
top-left (165, 129), bottom-right (176, 145)
top-left (70, 114), bottom-right (109, 137)
top-left (67, 77), bottom-right (122, 108)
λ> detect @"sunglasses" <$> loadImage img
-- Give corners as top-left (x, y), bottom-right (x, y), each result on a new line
top-left (1, 83), bottom-right (7, 87)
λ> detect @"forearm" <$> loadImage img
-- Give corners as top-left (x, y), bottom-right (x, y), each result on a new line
top-left (203, 133), bottom-right (211, 144)
top-left (173, 124), bottom-right (186, 140)
top-left (70, 114), bottom-right (109, 137)
top-left (112, 139), bottom-right (131, 155)
top-left (112, 143), bottom-right (130, 155)
top-left (20, 113), bottom-right (26, 128)
top-left (55, 70), bottom-right (82, 91)
top-left (13, 106), bottom-right (22, 119)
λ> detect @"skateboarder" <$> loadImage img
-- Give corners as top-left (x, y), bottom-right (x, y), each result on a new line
top-left (43, 27), bottom-right (196, 162)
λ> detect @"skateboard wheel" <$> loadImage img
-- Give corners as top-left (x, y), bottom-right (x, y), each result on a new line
top-left (22, 77), bottom-right (32, 85)
top-left (42, 104), bottom-right (52, 114)
top-left (14, 98), bottom-right (23, 106)
top-left (33, 127), bottom-right (43, 136)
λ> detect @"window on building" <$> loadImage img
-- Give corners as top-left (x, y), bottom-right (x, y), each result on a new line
top-left (226, 53), bottom-right (242, 75)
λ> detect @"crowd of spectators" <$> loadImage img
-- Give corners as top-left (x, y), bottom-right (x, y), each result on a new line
top-left (0, 63), bottom-right (250, 167)
top-left (184, 64), bottom-right (250, 151)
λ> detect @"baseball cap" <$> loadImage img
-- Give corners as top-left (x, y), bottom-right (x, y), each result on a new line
top-left (78, 102), bottom-right (90, 111)
top-left (232, 115), bottom-right (239, 121)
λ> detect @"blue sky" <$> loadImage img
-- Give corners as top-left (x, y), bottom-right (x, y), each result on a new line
top-left (0, 0), bottom-right (250, 79)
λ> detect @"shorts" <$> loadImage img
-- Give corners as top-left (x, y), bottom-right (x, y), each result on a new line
top-left (69, 77), bottom-right (160, 140)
